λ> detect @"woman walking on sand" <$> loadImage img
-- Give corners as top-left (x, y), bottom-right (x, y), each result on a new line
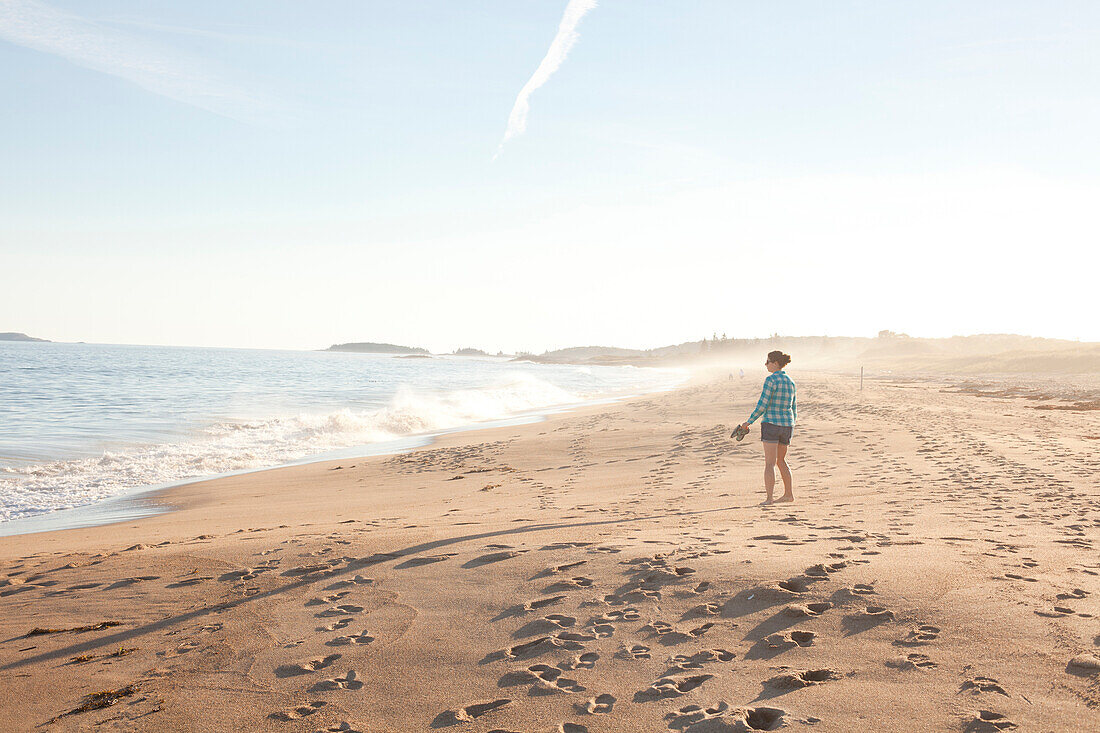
top-left (739, 351), bottom-right (796, 504)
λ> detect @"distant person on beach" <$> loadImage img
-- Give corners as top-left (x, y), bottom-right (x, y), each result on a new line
top-left (739, 351), bottom-right (796, 504)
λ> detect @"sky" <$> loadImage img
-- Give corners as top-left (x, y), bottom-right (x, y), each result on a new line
top-left (2, 0), bottom-right (1098, 353)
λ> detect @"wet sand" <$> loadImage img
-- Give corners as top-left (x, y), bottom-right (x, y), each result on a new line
top-left (1, 372), bottom-right (1098, 732)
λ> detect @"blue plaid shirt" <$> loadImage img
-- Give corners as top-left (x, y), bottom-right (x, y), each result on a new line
top-left (746, 370), bottom-right (796, 427)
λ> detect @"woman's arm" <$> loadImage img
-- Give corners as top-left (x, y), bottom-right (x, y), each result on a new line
top-left (746, 378), bottom-right (774, 425)
top-left (792, 391), bottom-right (797, 421)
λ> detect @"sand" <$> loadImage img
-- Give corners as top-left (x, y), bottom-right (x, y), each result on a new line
top-left (1, 371), bottom-right (1098, 732)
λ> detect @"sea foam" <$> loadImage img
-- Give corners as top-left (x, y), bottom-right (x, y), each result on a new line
top-left (0, 373), bottom-right (580, 522)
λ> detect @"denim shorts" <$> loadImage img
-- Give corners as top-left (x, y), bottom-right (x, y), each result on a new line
top-left (760, 422), bottom-right (793, 445)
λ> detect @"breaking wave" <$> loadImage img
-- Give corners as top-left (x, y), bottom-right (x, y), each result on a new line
top-left (0, 374), bottom-right (586, 522)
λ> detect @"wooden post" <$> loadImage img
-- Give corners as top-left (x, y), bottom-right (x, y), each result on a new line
top-left (860, 366), bottom-right (864, 391)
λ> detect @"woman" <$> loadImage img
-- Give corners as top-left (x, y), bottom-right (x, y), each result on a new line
top-left (739, 351), bottom-right (796, 504)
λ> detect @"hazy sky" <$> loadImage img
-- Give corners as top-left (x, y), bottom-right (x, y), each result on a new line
top-left (2, 1), bottom-right (1098, 352)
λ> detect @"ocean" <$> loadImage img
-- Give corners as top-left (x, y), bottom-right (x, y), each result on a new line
top-left (0, 342), bottom-right (682, 528)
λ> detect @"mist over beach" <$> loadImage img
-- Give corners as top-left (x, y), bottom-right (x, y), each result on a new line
top-left (1, 2), bottom-right (1098, 731)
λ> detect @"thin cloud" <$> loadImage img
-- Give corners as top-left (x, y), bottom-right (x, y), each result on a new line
top-left (0, 0), bottom-right (269, 122)
top-left (100, 16), bottom-right (319, 51)
top-left (495, 0), bottom-right (597, 158)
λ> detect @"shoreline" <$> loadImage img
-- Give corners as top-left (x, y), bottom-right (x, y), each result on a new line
top-left (1, 342), bottom-right (686, 531)
top-left (1, 371), bottom-right (1096, 731)
top-left (0, 379), bottom-right (688, 539)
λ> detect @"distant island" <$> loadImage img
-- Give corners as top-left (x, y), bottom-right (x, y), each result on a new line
top-left (453, 348), bottom-right (489, 356)
top-left (0, 332), bottom-right (49, 342)
top-left (514, 345), bottom-right (643, 363)
top-left (326, 342), bottom-right (430, 355)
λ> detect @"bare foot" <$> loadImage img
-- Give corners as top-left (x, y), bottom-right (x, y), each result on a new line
top-left (775, 494), bottom-right (794, 503)
top-left (762, 498), bottom-right (774, 506)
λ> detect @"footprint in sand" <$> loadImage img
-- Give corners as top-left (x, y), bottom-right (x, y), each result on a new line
top-left (756, 630), bottom-right (817, 654)
top-left (545, 577), bottom-right (595, 592)
top-left (842, 605), bottom-right (895, 633)
top-left (514, 614), bottom-right (577, 637)
top-left (895, 625), bottom-right (940, 646)
top-left (667, 649), bottom-right (736, 672)
top-left (968, 710), bottom-right (1017, 731)
top-left (1056, 588), bottom-right (1089, 601)
top-left (804, 562), bottom-right (845, 577)
top-left (594, 607), bottom-right (641, 623)
top-left (774, 576), bottom-right (814, 594)
top-left (564, 652), bottom-right (599, 670)
top-left (606, 587), bottom-right (661, 603)
top-left (783, 602), bottom-right (833, 618)
top-left (554, 631), bottom-right (598, 649)
top-left (161, 640), bottom-right (199, 657)
top-left (559, 724), bottom-right (588, 733)
top-left (268, 701), bottom-right (327, 721)
top-left (283, 562), bottom-right (341, 577)
top-left (324, 575), bottom-right (373, 590)
top-left (535, 560), bottom-right (589, 578)
top-left (961, 677), bottom-right (1008, 696)
top-left (492, 595), bottom-right (566, 621)
top-left (318, 618), bottom-right (354, 632)
top-left (830, 585), bottom-right (877, 605)
top-left (690, 581), bottom-right (712, 594)
top-left (431, 699), bottom-right (511, 726)
top-left (695, 705), bottom-right (787, 731)
top-left (219, 568), bottom-right (264, 582)
top-left (616, 644), bottom-right (651, 660)
top-left (685, 602), bottom-right (721, 619)
top-left (633, 674), bottom-right (714, 702)
top-left (485, 634), bottom-right (576, 663)
top-left (524, 664), bottom-right (586, 694)
top-left (1035, 606), bottom-right (1077, 618)
top-left (764, 668), bottom-right (840, 691)
top-left (523, 594), bottom-right (567, 610)
top-left (663, 702), bottom-right (730, 730)
top-left (642, 620), bottom-right (717, 646)
top-left (306, 591), bottom-right (351, 606)
top-left (588, 622), bottom-right (614, 638)
top-left (275, 654), bottom-right (341, 678)
top-left (326, 630), bottom-right (374, 647)
top-left (315, 604), bottom-right (365, 618)
top-left (1067, 653), bottom-right (1100, 675)
top-left (309, 670), bottom-right (363, 692)
top-left (886, 653), bottom-right (936, 670)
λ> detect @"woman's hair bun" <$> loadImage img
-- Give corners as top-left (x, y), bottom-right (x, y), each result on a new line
top-left (767, 350), bottom-right (792, 367)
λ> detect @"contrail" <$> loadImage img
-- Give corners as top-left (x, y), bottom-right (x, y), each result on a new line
top-left (494, 0), bottom-right (597, 158)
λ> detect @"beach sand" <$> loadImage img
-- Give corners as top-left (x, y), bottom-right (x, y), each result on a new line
top-left (1, 372), bottom-right (1098, 732)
